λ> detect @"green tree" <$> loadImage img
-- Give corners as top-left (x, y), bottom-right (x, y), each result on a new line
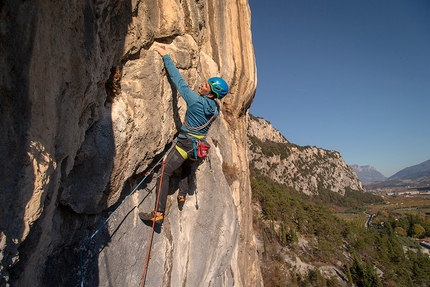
top-left (309, 268), bottom-right (327, 287)
top-left (411, 249), bottom-right (430, 285)
top-left (394, 226), bottom-right (407, 236)
top-left (351, 255), bottom-right (364, 285)
top-left (396, 216), bottom-right (410, 231)
top-left (410, 223), bottom-right (425, 238)
top-left (287, 226), bottom-right (298, 244)
top-left (262, 225), bottom-right (268, 260)
top-left (345, 264), bottom-right (353, 286)
top-left (363, 260), bottom-right (382, 287)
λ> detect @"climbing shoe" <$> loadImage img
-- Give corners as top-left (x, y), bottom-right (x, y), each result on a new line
top-left (177, 195), bottom-right (186, 203)
top-left (139, 211), bottom-right (164, 224)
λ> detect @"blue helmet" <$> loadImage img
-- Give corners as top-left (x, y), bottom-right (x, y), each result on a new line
top-left (208, 77), bottom-right (229, 99)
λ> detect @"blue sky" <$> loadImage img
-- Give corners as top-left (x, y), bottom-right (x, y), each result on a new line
top-left (248, 0), bottom-right (430, 177)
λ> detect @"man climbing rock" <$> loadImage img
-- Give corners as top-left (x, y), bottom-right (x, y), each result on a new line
top-left (140, 46), bottom-right (229, 224)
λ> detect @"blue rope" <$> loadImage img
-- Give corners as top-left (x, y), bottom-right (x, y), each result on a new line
top-left (80, 250), bottom-right (83, 287)
top-left (81, 155), bottom-right (165, 250)
top-left (77, 145), bottom-right (174, 286)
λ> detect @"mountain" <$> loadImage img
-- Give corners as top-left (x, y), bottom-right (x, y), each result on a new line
top-left (363, 160), bottom-right (430, 191)
top-left (350, 164), bottom-right (387, 183)
top-left (248, 115), bottom-right (364, 196)
top-left (388, 159), bottom-right (430, 181)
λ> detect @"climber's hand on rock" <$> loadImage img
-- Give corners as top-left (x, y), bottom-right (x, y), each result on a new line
top-left (154, 46), bottom-right (167, 56)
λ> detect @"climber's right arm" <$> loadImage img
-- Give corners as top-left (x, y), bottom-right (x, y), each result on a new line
top-left (154, 48), bottom-right (197, 103)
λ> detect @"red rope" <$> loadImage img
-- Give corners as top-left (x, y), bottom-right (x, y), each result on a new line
top-left (140, 152), bottom-right (168, 287)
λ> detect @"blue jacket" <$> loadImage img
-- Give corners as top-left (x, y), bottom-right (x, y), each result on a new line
top-left (162, 55), bottom-right (219, 135)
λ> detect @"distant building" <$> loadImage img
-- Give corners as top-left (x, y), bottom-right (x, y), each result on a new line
top-left (420, 241), bottom-right (430, 250)
top-left (398, 191), bottom-right (419, 196)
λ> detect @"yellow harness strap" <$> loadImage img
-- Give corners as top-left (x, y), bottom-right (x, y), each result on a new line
top-left (175, 132), bottom-right (205, 160)
top-left (175, 145), bottom-right (189, 160)
top-left (185, 132), bottom-right (205, 139)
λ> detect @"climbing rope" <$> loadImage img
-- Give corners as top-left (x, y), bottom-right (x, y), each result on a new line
top-left (138, 141), bottom-right (210, 286)
top-left (139, 146), bottom-right (171, 287)
top-left (77, 141), bottom-right (175, 287)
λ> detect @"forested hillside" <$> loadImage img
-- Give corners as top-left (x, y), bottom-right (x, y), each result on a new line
top-left (248, 116), bottom-right (430, 287)
top-left (252, 175), bottom-right (430, 286)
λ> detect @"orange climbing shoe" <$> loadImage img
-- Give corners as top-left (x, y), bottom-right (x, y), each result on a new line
top-left (177, 195), bottom-right (186, 203)
top-left (139, 211), bottom-right (164, 223)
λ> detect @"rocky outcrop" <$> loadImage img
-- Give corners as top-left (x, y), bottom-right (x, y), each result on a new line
top-left (0, 1), bottom-right (260, 286)
top-left (248, 116), bottom-right (363, 195)
top-left (248, 115), bottom-right (288, 144)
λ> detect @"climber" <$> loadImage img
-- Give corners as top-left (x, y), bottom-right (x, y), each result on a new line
top-left (140, 46), bottom-right (229, 224)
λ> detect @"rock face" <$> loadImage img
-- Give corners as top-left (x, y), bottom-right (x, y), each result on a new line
top-left (0, 1), bottom-right (261, 286)
top-left (248, 115), bottom-right (288, 144)
top-left (248, 116), bottom-right (363, 195)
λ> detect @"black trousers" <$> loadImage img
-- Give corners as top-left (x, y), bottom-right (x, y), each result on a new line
top-left (156, 147), bottom-right (195, 213)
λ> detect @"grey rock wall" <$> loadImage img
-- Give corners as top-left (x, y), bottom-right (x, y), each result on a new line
top-left (248, 115), bottom-right (288, 144)
top-left (0, 0), bottom-right (261, 286)
top-left (248, 116), bottom-right (363, 195)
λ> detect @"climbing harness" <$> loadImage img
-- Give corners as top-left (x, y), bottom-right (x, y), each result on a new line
top-left (180, 107), bottom-right (218, 160)
top-left (176, 132), bottom-right (211, 161)
top-left (76, 141), bottom-right (176, 287)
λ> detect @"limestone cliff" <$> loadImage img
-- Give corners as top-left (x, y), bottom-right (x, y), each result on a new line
top-left (0, 1), bottom-right (261, 286)
top-left (248, 115), bottom-right (364, 195)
